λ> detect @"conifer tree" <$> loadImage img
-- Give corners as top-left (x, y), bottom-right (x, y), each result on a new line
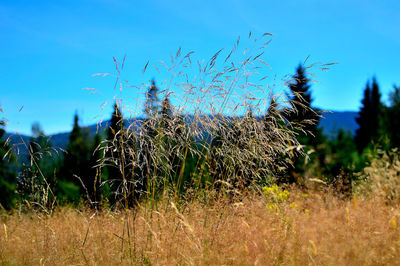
top-left (355, 82), bottom-right (371, 152)
top-left (284, 64), bottom-right (321, 183)
top-left (161, 95), bottom-right (173, 130)
top-left (370, 77), bottom-right (385, 140)
top-left (144, 80), bottom-right (160, 118)
top-left (0, 120), bottom-right (17, 209)
top-left (160, 95), bottom-right (175, 170)
top-left (286, 64), bottom-right (320, 139)
top-left (61, 114), bottom-right (91, 200)
top-left (61, 115), bottom-right (104, 206)
top-left (355, 77), bottom-right (384, 152)
top-left (107, 102), bottom-right (124, 141)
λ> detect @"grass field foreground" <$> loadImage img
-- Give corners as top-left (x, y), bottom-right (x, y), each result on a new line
top-left (1, 189), bottom-right (400, 265)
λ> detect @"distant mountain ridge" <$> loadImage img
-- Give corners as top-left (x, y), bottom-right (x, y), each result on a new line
top-left (318, 111), bottom-right (359, 138)
top-left (3, 111), bottom-right (359, 160)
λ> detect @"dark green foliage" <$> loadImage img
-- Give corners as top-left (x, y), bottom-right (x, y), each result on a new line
top-left (59, 114), bottom-right (91, 203)
top-left (56, 180), bottom-right (81, 205)
top-left (0, 121), bottom-right (17, 209)
top-left (370, 78), bottom-right (386, 142)
top-left (327, 130), bottom-right (360, 174)
top-left (315, 130), bottom-right (365, 196)
top-left (355, 82), bottom-right (371, 152)
top-left (355, 78), bottom-right (385, 152)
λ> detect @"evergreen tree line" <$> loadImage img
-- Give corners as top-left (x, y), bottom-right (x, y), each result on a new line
top-left (283, 68), bottom-right (400, 190)
top-left (1, 65), bottom-right (399, 210)
top-left (355, 77), bottom-right (400, 151)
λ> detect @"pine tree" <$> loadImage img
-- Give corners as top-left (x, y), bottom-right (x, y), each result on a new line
top-left (160, 95), bottom-right (175, 173)
top-left (60, 114), bottom-right (91, 202)
top-left (264, 97), bottom-right (279, 135)
top-left (0, 121), bottom-right (17, 209)
top-left (355, 77), bottom-right (384, 152)
top-left (144, 80), bottom-right (160, 118)
top-left (160, 95), bottom-right (173, 130)
top-left (355, 82), bottom-right (371, 152)
top-left (107, 102), bottom-right (124, 141)
top-left (370, 77), bottom-right (385, 140)
top-left (284, 64), bottom-right (321, 183)
top-left (286, 64), bottom-right (320, 139)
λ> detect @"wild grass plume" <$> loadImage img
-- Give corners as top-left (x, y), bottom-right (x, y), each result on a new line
top-left (95, 33), bottom-right (324, 207)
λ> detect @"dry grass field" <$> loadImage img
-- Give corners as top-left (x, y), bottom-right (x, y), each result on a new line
top-left (1, 189), bottom-right (400, 265)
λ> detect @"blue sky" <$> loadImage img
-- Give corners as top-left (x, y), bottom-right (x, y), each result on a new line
top-left (1, 0), bottom-right (399, 135)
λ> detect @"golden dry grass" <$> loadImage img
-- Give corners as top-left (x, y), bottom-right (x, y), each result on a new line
top-left (1, 190), bottom-right (400, 265)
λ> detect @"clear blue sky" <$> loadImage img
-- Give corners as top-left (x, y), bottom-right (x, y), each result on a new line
top-left (1, 0), bottom-right (399, 135)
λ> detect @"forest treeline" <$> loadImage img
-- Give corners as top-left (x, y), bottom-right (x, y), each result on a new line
top-left (1, 64), bottom-right (399, 210)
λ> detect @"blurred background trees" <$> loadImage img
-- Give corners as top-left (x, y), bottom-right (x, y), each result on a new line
top-left (2, 64), bottom-right (400, 209)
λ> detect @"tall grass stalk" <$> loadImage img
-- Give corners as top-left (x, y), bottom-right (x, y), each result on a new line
top-left (97, 33), bottom-right (325, 207)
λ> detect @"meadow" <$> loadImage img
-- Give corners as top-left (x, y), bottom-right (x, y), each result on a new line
top-left (1, 33), bottom-right (400, 265)
top-left (1, 189), bottom-right (400, 265)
